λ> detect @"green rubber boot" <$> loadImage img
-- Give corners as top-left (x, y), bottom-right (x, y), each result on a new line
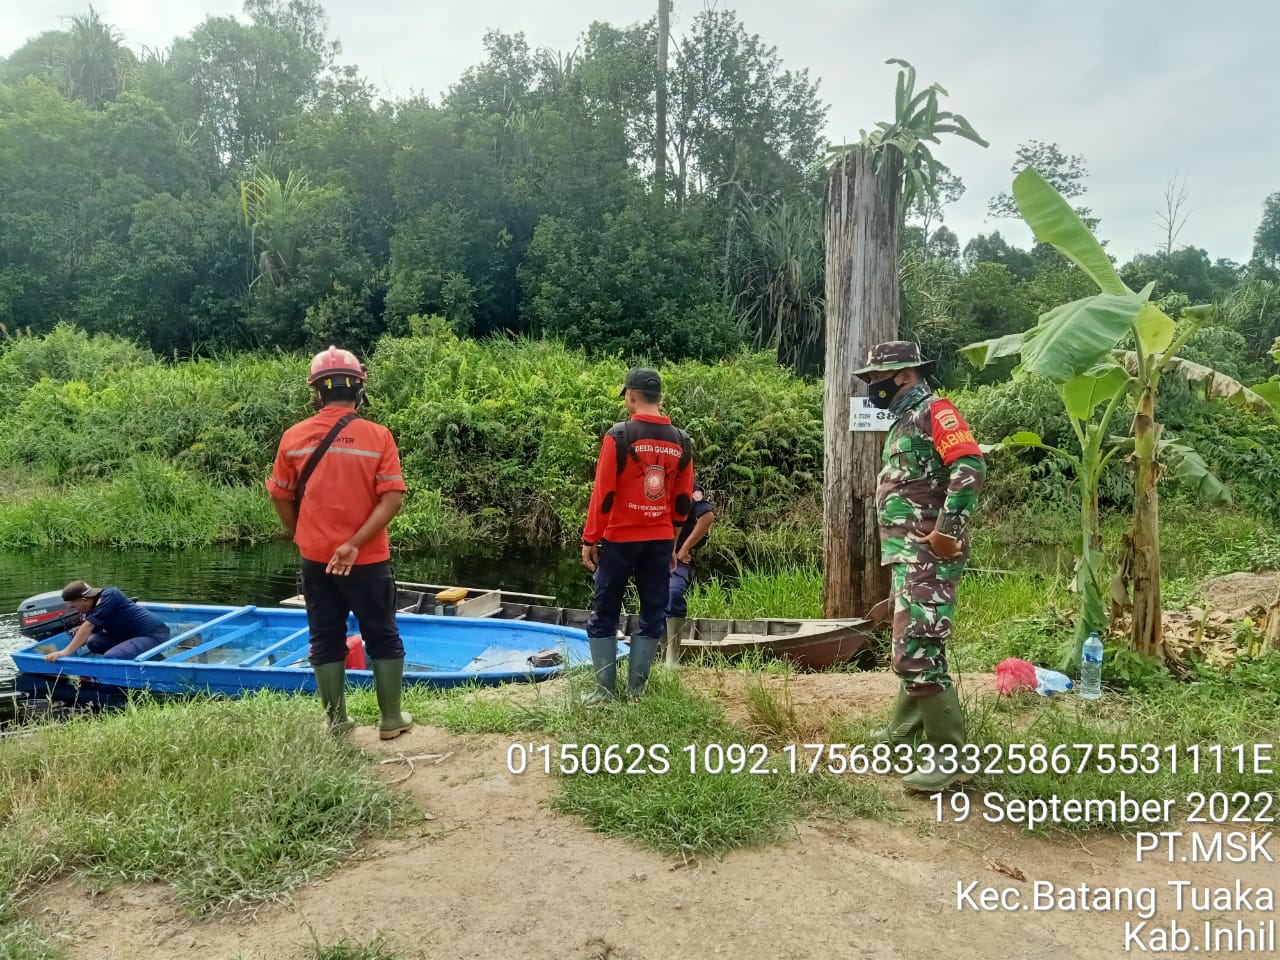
top-left (313, 661), bottom-right (354, 735)
top-left (625, 635), bottom-right (660, 701)
top-left (902, 685), bottom-right (969, 793)
top-left (664, 617), bottom-right (686, 667)
top-left (869, 686), bottom-right (923, 746)
top-left (369, 658), bottom-right (413, 740)
top-left (583, 637), bottom-right (618, 705)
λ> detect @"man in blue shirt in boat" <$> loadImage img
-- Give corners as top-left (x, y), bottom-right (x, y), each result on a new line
top-left (44, 581), bottom-right (171, 661)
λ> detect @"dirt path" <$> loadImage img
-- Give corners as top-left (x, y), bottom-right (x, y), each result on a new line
top-left (32, 673), bottom-right (1278, 960)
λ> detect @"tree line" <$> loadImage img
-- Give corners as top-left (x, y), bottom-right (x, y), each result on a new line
top-left (2, 1), bottom-right (1278, 383)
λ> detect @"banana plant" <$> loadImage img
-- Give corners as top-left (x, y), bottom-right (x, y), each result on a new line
top-left (1260, 339), bottom-right (1280, 649)
top-left (978, 379), bottom-right (1121, 670)
top-left (963, 167), bottom-right (1258, 665)
top-left (817, 58), bottom-right (988, 223)
top-left (1255, 336), bottom-right (1280, 411)
top-left (976, 362), bottom-right (1232, 671)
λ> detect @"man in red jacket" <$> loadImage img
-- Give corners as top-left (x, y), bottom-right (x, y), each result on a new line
top-left (268, 346), bottom-right (412, 739)
top-left (581, 368), bottom-right (694, 703)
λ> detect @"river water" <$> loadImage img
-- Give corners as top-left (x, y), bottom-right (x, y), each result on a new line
top-left (0, 542), bottom-right (598, 681)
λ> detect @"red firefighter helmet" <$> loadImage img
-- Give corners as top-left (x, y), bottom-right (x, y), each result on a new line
top-left (307, 345), bottom-right (366, 387)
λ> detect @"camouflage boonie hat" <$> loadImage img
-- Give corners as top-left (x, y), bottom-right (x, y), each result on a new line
top-left (852, 340), bottom-right (935, 380)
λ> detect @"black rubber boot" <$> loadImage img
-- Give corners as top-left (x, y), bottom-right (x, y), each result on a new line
top-left (313, 661), bottom-right (354, 735)
top-left (902, 686), bottom-right (969, 793)
top-left (869, 686), bottom-right (923, 746)
top-left (625, 635), bottom-right (660, 701)
top-left (583, 637), bottom-right (617, 705)
top-left (369, 658), bottom-right (413, 740)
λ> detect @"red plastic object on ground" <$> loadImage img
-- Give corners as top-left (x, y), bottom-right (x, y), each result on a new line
top-left (995, 656), bottom-right (1037, 695)
top-left (345, 634), bottom-right (366, 670)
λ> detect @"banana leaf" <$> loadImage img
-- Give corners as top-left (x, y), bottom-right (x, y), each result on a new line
top-left (1253, 378), bottom-right (1280, 419)
top-left (1134, 303), bottom-right (1175, 356)
top-left (1012, 167), bottom-right (1127, 296)
top-left (1060, 363), bottom-right (1129, 420)
top-left (962, 292), bottom-right (1148, 382)
top-left (1160, 442), bottom-right (1231, 505)
top-left (1107, 436), bottom-right (1231, 505)
top-left (1117, 353), bottom-right (1272, 413)
top-left (960, 331), bottom-right (1026, 370)
top-left (1020, 291), bottom-right (1148, 383)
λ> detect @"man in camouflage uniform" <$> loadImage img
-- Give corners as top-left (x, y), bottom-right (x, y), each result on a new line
top-left (855, 341), bottom-right (986, 792)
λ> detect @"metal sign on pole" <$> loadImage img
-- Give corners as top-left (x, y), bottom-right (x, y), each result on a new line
top-left (849, 397), bottom-right (895, 432)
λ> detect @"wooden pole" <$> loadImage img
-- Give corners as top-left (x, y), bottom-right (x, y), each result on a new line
top-left (655, 0), bottom-right (670, 202)
top-left (822, 145), bottom-right (900, 618)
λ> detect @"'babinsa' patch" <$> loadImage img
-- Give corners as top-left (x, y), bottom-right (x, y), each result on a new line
top-left (929, 398), bottom-right (982, 465)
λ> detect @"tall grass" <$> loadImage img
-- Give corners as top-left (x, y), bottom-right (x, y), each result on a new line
top-left (4, 325), bottom-right (1279, 565)
top-left (0, 324), bottom-right (826, 549)
top-left (685, 562), bottom-right (824, 620)
top-left (0, 464), bottom-right (277, 548)
top-left (0, 693), bottom-right (406, 921)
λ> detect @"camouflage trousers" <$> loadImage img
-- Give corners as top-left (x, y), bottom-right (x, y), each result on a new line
top-left (891, 558), bottom-right (965, 698)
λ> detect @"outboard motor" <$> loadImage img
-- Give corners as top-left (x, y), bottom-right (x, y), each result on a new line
top-left (17, 591), bottom-right (84, 642)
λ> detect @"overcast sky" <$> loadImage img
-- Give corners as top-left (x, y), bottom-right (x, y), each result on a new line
top-left (5, 0), bottom-right (1278, 263)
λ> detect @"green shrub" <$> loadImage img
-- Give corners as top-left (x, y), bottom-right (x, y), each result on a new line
top-left (0, 325), bottom-right (825, 547)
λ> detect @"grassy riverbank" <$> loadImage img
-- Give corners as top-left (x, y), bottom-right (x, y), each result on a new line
top-left (2, 324), bottom-right (1277, 556)
top-left (0, 323), bottom-right (824, 551)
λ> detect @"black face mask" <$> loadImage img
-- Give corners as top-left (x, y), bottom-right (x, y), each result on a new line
top-left (867, 376), bottom-right (904, 409)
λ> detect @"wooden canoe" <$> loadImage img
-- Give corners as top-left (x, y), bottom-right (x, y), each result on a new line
top-left (281, 584), bottom-right (875, 671)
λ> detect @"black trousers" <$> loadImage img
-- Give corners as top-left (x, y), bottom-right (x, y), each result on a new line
top-left (586, 538), bottom-right (673, 641)
top-left (302, 558), bottom-right (404, 666)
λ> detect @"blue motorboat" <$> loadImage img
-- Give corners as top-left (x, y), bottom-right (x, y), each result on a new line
top-left (11, 594), bottom-right (611, 699)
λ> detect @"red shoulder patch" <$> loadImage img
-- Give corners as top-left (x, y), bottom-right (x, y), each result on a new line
top-left (929, 399), bottom-right (981, 465)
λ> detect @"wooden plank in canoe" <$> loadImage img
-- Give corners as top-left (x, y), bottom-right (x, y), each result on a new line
top-left (454, 590), bottom-right (502, 618)
top-left (394, 581), bottom-right (556, 602)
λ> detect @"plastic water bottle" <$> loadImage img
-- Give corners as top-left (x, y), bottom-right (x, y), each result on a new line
top-left (1079, 632), bottom-right (1104, 700)
top-left (1033, 667), bottom-right (1073, 696)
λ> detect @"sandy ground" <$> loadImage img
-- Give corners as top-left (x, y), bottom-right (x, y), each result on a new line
top-left (28, 671), bottom-right (1279, 960)
top-left (1200, 572), bottom-right (1277, 617)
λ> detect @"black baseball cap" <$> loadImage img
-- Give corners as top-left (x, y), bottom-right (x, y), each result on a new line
top-left (620, 368), bottom-right (662, 396)
top-left (62, 580), bottom-right (102, 601)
